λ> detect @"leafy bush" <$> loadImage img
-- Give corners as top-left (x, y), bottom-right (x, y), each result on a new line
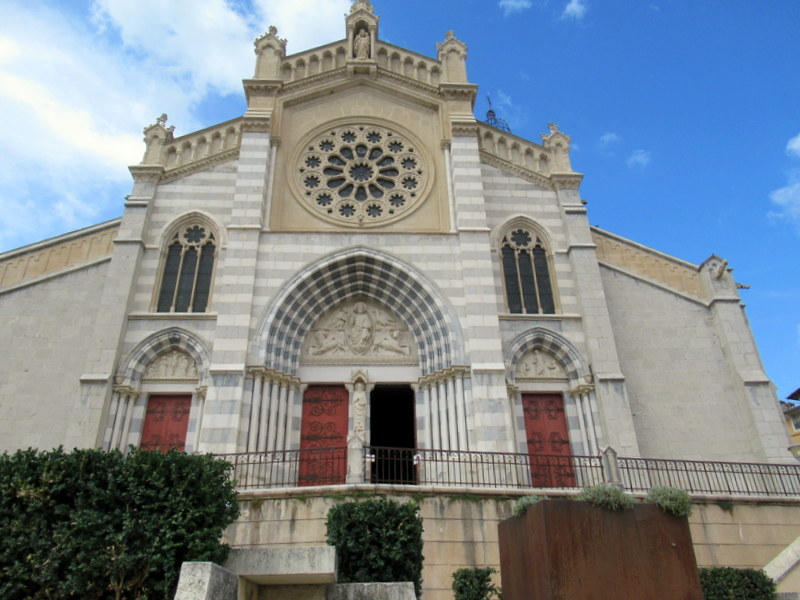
top-left (452, 567), bottom-right (501, 600)
top-left (646, 486), bottom-right (692, 517)
top-left (575, 483), bottom-right (635, 511)
top-left (0, 447), bottom-right (239, 600)
top-left (513, 495), bottom-right (545, 517)
top-left (698, 567), bottom-right (776, 600)
top-left (326, 499), bottom-right (424, 597)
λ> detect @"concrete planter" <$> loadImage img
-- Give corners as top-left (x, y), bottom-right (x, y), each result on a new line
top-left (498, 500), bottom-right (703, 600)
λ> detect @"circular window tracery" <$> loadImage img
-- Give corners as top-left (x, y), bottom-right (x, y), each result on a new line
top-left (295, 124), bottom-right (429, 226)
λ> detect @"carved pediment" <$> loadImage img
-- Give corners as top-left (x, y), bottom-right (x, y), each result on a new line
top-left (301, 298), bottom-right (417, 365)
top-left (516, 349), bottom-right (567, 380)
top-left (143, 350), bottom-right (198, 381)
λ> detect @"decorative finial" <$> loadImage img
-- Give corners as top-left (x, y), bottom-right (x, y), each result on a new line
top-left (268, 25), bottom-right (277, 35)
top-left (485, 96), bottom-right (511, 133)
top-left (350, 0), bottom-right (374, 13)
top-left (547, 122), bottom-right (559, 133)
top-left (446, 30), bottom-right (455, 40)
top-left (156, 113), bottom-right (168, 126)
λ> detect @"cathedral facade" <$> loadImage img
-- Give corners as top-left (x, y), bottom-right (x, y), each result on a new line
top-left (0, 1), bottom-right (789, 476)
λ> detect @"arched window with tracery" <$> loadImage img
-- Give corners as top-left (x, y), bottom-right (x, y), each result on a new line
top-left (501, 227), bottom-right (556, 314)
top-left (156, 223), bottom-right (216, 313)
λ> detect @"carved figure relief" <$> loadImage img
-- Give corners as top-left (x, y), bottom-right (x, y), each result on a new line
top-left (143, 350), bottom-right (198, 381)
top-left (302, 298), bottom-right (416, 364)
top-left (517, 349), bottom-right (566, 380)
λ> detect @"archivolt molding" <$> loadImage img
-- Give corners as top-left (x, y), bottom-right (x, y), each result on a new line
top-left (258, 247), bottom-right (463, 376)
top-left (505, 327), bottom-right (591, 392)
top-left (491, 214), bottom-right (556, 254)
top-left (117, 328), bottom-right (210, 390)
top-left (156, 210), bottom-right (225, 250)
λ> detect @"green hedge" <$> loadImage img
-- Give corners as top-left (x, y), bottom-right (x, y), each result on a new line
top-left (326, 499), bottom-right (424, 597)
top-left (452, 567), bottom-right (501, 600)
top-left (0, 447), bottom-right (239, 600)
top-left (699, 567), bottom-right (776, 600)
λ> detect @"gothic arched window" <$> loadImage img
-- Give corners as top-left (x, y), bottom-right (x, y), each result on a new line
top-left (156, 224), bottom-right (216, 313)
top-left (501, 227), bottom-right (556, 314)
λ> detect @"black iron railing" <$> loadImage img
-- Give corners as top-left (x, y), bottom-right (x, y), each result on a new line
top-left (618, 456), bottom-right (800, 497)
top-left (221, 446), bottom-right (800, 498)
top-left (226, 447), bottom-right (347, 490)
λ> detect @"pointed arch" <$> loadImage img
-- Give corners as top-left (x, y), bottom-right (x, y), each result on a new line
top-left (505, 327), bottom-right (590, 389)
top-left (153, 211), bottom-right (223, 313)
top-left (492, 215), bottom-right (559, 315)
top-left (257, 248), bottom-right (464, 375)
top-left (117, 327), bottom-right (210, 389)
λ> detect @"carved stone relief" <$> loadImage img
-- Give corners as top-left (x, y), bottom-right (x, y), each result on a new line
top-left (302, 298), bottom-right (417, 364)
top-left (143, 350), bottom-right (198, 381)
top-left (516, 349), bottom-right (567, 380)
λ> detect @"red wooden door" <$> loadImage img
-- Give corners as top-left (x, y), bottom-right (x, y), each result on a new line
top-left (522, 393), bottom-right (575, 487)
top-left (140, 395), bottom-right (192, 452)
top-left (298, 385), bottom-right (348, 486)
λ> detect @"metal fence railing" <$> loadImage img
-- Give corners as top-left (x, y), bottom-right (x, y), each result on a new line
top-left (617, 456), bottom-right (800, 497)
top-left (221, 446), bottom-right (800, 498)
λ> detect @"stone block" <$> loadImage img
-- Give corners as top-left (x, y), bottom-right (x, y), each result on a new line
top-left (173, 561), bottom-right (238, 600)
top-left (326, 582), bottom-right (416, 600)
top-left (224, 545), bottom-right (337, 585)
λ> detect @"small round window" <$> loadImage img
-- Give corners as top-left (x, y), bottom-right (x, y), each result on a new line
top-left (295, 124), bottom-right (429, 226)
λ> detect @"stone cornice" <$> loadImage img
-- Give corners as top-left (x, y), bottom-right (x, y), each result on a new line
top-left (242, 79), bottom-right (283, 101)
top-left (549, 173), bottom-right (584, 190)
top-left (128, 165), bottom-right (164, 183)
top-left (240, 118), bottom-right (271, 133)
top-left (479, 151), bottom-right (553, 189)
top-left (159, 148), bottom-right (240, 184)
top-left (439, 83), bottom-right (478, 102)
top-left (451, 122), bottom-right (479, 137)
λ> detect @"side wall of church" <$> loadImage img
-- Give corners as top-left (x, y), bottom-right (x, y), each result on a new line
top-left (0, 263), bottom-right (107, 452)
top-left (599, 266), bottom-right (762, 461)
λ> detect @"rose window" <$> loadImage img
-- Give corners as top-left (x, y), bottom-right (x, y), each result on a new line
top-left (296, 125), bottom-right (428, 225)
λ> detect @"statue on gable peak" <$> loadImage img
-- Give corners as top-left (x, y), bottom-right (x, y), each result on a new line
top-left (351, 0), bottom-right (374, 13)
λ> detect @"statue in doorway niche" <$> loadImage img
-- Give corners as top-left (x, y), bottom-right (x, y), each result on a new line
top-left (352, 381), bottom-right (367, 437)
top-left (354, 29), bottom-right (371, 60)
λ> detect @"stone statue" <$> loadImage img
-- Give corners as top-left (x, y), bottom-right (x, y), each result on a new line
top-left (352, 381), bottom-right (367, 436)
top-left (354, 29), bottom-right (370, 60)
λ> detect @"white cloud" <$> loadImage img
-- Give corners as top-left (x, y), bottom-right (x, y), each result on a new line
top-left (627, 149), bottom-right (651, 169)
top-left (0, 0), bottom-right (349, 252)
top-left (768, 173), bottom-right (800, 229)
top-left (597, 132), bottom-right (620, 152)
top-left (769, 134), bottom-right (800, 230)
top-left (499, 0), bottom-right (532, 17)
top-left (787, 132), bottom-right (800, 159)
top-left (562, 0), bottom-right (587, 20)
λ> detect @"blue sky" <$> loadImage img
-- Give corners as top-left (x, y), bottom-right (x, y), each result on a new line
top-left (1, 0), bottom-right (799, 401)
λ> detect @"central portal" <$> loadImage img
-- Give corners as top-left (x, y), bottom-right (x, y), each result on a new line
top-left (370, 384), bottom-right (416, 484)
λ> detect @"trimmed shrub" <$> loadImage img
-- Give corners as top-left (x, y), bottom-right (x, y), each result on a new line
top-left (513, 495), bottom-right (545, 517)
top-left (698, 567), bottom-right (776, 600)
top-left (326, 499), bottom-right (424, 597)
top-left (575, 483), bottom-right (635, 511)
top-left (646, 486), bottom-right (692, 517)
top-left (452, 567), bottom-right (501, 600)
top-left (0, 447), bottom-right (239, 600)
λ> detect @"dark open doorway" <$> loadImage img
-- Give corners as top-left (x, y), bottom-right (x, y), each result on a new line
top-left (370, 384), bottom-right (416, 484)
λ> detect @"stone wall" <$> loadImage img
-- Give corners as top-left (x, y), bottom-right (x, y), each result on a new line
top-left (0, 262), bottom-right (107, 452)
top-left (227, 491), bottom-right (800, 600)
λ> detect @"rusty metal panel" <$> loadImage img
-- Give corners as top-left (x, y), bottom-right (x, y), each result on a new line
top-left (498, 500), bottom-right (703, 600)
